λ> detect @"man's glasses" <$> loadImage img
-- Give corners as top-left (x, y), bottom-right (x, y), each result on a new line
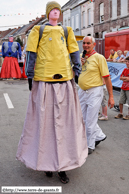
top-left (83, 42), bottom-right (91, 45)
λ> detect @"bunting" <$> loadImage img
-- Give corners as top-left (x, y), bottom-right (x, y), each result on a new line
top-left (0, 0), bottom-right (95, 17)
top-left (0, 12), bottom-right (44, 17)
top-left (88, 0), bottom-right (95, 3)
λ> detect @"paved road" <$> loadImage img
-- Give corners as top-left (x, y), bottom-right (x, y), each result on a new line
top-left (0, 79), bottom-right (129, 194)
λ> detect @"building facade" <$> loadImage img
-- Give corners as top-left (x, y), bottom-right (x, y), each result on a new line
top-left (63, 9), bottom-right (71, 27)
top-left (62, 0), bottom-right (94, 37)
top-left (94, 0), bottom-right (129, 38)
top-left (81, 1), bottom-right (94, 37)
top-left (71, 5), bottom-right (81, 36)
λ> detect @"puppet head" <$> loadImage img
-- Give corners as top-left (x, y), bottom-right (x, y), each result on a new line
top-left (9, 35), bottom-right (14, 42)
top-left (46, 1), bottom-right (61, 19)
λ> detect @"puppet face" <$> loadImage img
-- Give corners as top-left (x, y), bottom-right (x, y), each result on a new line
top-left (49, 8), bottom-right (60, 20)
top-left (9, 36), bottom-right (13, 42)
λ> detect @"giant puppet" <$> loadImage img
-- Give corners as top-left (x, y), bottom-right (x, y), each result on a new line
top-left (16, 1), bottom-right (88, 184)
top-left (1, 35), bottom-right (22, 79)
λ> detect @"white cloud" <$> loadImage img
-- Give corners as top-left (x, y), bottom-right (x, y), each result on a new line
top-left (0, 0), bottom-right (68, 31)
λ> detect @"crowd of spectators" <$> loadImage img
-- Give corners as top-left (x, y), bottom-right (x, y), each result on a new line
top-left (106, 48), bottom-right (129, 120)
top-left (107, 49), bottom-right (129, 62)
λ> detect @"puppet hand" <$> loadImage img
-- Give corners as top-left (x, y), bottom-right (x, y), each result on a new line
top-left (28, 78), bottom-right (32, 91)
top-left (75, 76), bottom-right (78, 84)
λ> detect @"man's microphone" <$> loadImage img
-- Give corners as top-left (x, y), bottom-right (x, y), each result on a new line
top-left (82, 50), bottom-right (87, 58)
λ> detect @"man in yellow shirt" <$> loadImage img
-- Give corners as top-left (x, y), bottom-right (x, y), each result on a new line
top-left (78, 36), bottom-right (114, 155)
top-left (107, 49), bottom-right (118, 61)
top-left (16, 1), bottom-right (88, 184)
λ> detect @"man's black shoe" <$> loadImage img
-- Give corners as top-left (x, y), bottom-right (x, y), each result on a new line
top-left (88, 148), bottom-right (94, 155)
top-left (95, 136), bottom-right (107, 147)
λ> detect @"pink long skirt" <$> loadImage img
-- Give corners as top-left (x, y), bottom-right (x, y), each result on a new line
top-left (0, 57), bottom-right (21, 79)
top-left (16, 80), bottom-right (88, 171)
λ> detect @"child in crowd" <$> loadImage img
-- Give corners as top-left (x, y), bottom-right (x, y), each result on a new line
top-left (115, 56), bottom-right (129, 120)
top-left (18, 46), bottom-right (25, 74)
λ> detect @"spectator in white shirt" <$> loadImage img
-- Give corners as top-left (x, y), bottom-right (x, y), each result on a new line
top-left (18, 46), bottom-right (25, 74)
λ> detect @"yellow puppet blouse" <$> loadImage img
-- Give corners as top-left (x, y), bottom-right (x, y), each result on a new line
top-left (26, 25), bottom-right (79, 82)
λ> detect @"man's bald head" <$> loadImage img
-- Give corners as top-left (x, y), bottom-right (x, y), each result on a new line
top-left (82, 36), bottom-right (96, 54)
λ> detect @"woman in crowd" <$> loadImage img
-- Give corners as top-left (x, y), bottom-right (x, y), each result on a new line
top-left (113, 50), bottom-right (125, 62)
top-left (121, 50), bottom-right (128, 62)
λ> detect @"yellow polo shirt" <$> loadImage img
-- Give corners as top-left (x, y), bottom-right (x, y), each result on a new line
top-left (109, 52), bottom-right (118, 59)
top-left (26, 25), bottom-right (79, 82)
top-left (78, 53), bottom-right (109, 90)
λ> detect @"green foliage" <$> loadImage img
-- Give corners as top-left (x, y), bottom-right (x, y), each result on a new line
top-left (15, 37), bottom-right (23, 46)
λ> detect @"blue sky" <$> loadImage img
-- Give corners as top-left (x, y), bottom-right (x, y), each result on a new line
top-left (0, 0), bottom-right (68, 31)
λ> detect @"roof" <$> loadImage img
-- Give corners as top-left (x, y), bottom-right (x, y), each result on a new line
top-left (0, 29), bottom-right (12, 39)
top-left (37, 18), bottom-right (48, 25)
top-left (62, 0), bottom-right (78, 10)
top-left (105, 29), bottom-right (129, 37)
top-left (0, 15), bottom-right (46, 41)
top-left (62, 0), bottom-right (76, 8)
top-left (2, 28), bottom-right (18, 40)
top-left (62, 0), bottom-right (88, 11)
top-left (13, 24), bottom-right (31, 36)
top-left (118, 26), bottom-right (129, 31)
top-left (16, 15), bottom-right (46, 35)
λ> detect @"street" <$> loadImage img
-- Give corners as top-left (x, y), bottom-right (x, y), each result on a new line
top-left (0, 79), bottom-right (129, 194)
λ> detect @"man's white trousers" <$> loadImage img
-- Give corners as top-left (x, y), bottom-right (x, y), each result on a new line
top-left (78, 86), bottom-right (106, 149)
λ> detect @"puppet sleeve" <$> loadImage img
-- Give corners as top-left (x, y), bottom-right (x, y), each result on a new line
top-left (67, 27), bottom-right (81, 82)
top-left (25, 26), bottom-right (40, 78)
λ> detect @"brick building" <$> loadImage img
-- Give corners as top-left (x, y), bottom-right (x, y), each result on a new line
top-left (94, 0), bottom-right (129, 38)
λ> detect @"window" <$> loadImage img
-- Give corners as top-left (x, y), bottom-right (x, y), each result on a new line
top-left (82, 11), bottom-right (85, 28)
top-left (95, 32), bottom-right (99, 38)
top-left (121, 0), bottom-right (128, 16)
top-left (100, 3), bottom-right (104, 23)
top-left (102, 31), bottom-right (107, 39)
top-left (88, 9), bottom-right (91, 26)
top-left (68, 18), bottom-right (70, 26)
top-left (112, 28), bottom-right (117, 32)
top-left (65, 19), bottom-right (67, 26)
top-left (75, 14), bottom-right (79, 30)
top-left (112, 0), bottom-right (117, 19)
top-left (72, 16), bottom-right (74, 30)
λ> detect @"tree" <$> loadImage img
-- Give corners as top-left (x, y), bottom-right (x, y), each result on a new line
top-left (15, 36), bottom-right (23, 47)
